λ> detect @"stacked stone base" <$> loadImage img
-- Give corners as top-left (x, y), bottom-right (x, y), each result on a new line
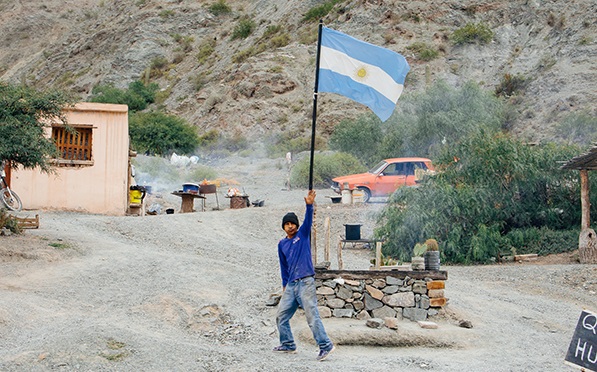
top-left (315, 269), bottom-right (448, 322)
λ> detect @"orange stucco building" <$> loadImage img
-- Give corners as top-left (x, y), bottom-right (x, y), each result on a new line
top-left (11, 102), bottom-right (131, 215)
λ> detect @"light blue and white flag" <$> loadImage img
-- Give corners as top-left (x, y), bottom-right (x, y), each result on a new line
top-left (318, 27), bottom-right (410, 122)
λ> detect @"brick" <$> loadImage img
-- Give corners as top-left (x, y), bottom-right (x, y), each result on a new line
top-left (429, 297), bottom-right (447, 307)
top-left (426, 281), bottom-right (445, 290)
top-left (428, 289), bottom-right (444, 298)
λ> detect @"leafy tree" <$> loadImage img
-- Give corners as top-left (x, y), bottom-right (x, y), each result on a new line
top-left (290, 152), bottom-right (366, 188)
top-left (129, 111), bottom-right (199, 155)
top-left (376, 131), bottom-right (582, 264)
top-left (329, 80), bottom-right (505, 161)
top-left (265, 132), bottom-right (327, 158)
top-left (89, 80), bottom-right (158, 112)
top-left (553, 111), bottom-right (597, 146)
top-left (0, 82), bottom-right (72, 172)
top-left (329, 116), bottom-right (383, 167)
top-left (385, 80), bottom-right (504, 158)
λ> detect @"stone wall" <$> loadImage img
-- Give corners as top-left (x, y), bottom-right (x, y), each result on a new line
top-left (314, 269), bottom-right (448, 322)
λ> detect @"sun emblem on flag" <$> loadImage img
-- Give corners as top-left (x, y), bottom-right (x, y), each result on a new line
top-left (354, 66), bottom-right (368, 82)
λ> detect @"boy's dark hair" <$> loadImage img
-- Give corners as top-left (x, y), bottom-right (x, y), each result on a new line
top-left (282, 212), bottom-right (299, 229)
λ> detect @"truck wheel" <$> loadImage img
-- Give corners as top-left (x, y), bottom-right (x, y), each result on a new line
top-left (357, 187), bottom-right (371, 203)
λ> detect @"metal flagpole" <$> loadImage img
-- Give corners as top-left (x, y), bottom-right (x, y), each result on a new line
top-left (308, 20), bottom-right (324, 191)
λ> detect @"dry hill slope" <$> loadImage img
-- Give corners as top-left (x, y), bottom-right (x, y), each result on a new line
top-left (0, 0), bottom-right (595, 144)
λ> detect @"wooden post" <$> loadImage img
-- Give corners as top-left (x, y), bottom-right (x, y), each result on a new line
top-left (375, 241), bottom-right (382, 270)
top-left (580, 169), bottom-right (590, 229)
top-left (324, 217), bottom-right (330, 262)
top-left (337, 237), bottom-right (344, 270)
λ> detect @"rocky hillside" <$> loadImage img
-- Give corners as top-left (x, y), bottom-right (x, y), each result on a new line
top-left (0, 0), bottom-right (595, 147)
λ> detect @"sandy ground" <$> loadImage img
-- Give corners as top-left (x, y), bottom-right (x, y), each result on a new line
top-left (1, 155), bottom-right (596, 371)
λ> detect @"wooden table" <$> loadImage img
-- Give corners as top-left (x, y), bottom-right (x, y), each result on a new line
top-left (340, 239), bottom-right (375, 249)
top-left (171, 191), bottom-right (205, 213)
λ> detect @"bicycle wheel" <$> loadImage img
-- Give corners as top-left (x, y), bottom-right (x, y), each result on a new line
top-left (1, 188), bottom-right (22, 212)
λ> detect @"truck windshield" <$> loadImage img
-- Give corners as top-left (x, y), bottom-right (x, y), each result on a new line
top-left (369, 161), bottom-right (387, 174)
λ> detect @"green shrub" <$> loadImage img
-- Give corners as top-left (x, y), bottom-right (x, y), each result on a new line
top-left (270, 33), bottom-right (291, 48)
top-left (231, 18), bottom-right (256, 40)
top-left (151, 56), bottom-right (168, 70)
top-left (554, 111), bottom-right (597, 146)
top-left (192, 72), bottom-right (210, 91)
top-left (159, 10), bottom-right (174, 19)
top-left (303, 0), bottom-right (343, 22)
top-left (329, 116), bottom-right (383, 167)
top-left (172, 34), bottom-right (194, 53)
top-left (451, 23), bottom-right (494, 45)
top-left (263, 25), bottom-right (282, 38)
top-left (197, 39), bottom-right (216, 64)
top-left (196, 129), bottom-right (249, 157)
top-left (89, 80), bottom-right (158, 112)
top-left (406, 42), bottom-right (439, 61)
top-left (382, 80), bottom-right (504, 158)
top-left (208, 0), bottom-right (231, 16)
top-left (328, 80), bottom-right (506, 163)
top-left (494, 73), bottom-right (528, 98)
top-left (188, 165), bottom-right (218, 181)
top-left (290, 152), bottom-right (366, 188)
top-left (148, 56), bottom-right (170, 78)
top-left (504, 227), bottom-right (578, 256)
top-left (265, 133), bottom-right (327, 158)
top-left (232, 47), bottom-right (255, 63)
top-left (129, 111), bottom-right (199, 155)
top-left (376, 131), bottom-right (583, 264)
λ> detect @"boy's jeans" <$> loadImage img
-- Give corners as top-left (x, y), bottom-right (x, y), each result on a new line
top-left (276, 276), bottom-right (333, 351)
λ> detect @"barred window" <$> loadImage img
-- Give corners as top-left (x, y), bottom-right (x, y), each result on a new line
top-left (52, 126), bottom-right (93, 165)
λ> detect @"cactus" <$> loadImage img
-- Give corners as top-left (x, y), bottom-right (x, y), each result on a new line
top-left (424, 238), bottom-right (439, 251)
top-left (413, 242), bottom-right (428, 257)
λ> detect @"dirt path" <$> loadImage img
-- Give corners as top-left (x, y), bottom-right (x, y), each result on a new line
top-left (1, 156), bottom-right (596, 371)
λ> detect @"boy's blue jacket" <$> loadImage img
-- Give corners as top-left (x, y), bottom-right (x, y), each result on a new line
top-left (278, 204), bottom-right (314, 288)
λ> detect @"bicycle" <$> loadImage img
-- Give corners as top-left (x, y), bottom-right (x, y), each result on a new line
top-left (0, 162), bottom-right (22, 212)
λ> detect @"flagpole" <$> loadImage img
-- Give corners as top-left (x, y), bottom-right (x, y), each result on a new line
top-left (308, 20), bottom-right (324, 191)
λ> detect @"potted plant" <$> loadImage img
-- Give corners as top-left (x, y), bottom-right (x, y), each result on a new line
top-left (424, 238), bottom-right (440, 270)
top-left (411, 242), bottom-right (427, 270)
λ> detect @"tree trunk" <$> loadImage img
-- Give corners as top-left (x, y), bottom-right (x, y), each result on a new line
top-left (580, 169), bottom-right (590, 229)
top-left (578, 228), bottom-right (597, 264)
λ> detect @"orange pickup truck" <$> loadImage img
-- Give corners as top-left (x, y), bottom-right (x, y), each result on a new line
top-left (331, 157), bottom-right (434, 202)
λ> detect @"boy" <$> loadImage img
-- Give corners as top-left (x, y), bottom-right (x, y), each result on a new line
top-left (273, 189), bottom-right (335, 361)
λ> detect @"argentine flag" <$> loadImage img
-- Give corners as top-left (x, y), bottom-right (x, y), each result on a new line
top-left (318, 27), bottom-right (410, 122)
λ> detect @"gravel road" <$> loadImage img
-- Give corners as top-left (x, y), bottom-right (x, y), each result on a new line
top-left (1, 155), bottom-right (595, 371)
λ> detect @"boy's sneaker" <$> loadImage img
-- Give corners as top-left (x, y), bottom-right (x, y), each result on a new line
top-left (316, 345), bottom-right (335, 361)
top-left (272, 345), bottom-right (297, 354)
